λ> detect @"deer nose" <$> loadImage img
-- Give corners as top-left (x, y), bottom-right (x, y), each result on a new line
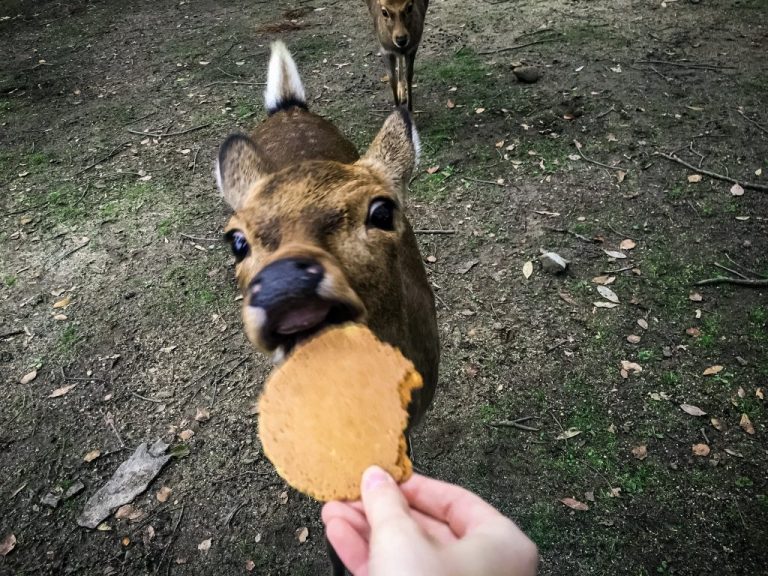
top-left (249, 257), bottom-right (325, 310)
top-left (394, 35), bottom-right (409, 48)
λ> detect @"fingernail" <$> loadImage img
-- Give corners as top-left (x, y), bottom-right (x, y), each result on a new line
top-left (362, 466), bottom-right (392, 492)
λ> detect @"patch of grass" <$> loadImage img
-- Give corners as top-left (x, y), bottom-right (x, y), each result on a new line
top-left (4, 275), bottom-right (17, 287)
top-left (521, 136), bottom-right (571, 174)
top-left (157, 218), bottom-right (173, 237)
top-left (637, 349), bottom-right (655, 362)
top-left (151, 262), bottom-right (225, 317)
top-left (643, 244), bottom-right (704, 313)
top-left (57, 325), bottom-right (81, 357)
top-left (521, 501), bottom-right (560, 550)
top-left (47, 183), bottom-right (89, 224)
top-left (413, 165), bottom-right (454, 202)
top-left (694, 313), bottom-right (721, 349)
top-left (666, 185), bottom-right (685, 200)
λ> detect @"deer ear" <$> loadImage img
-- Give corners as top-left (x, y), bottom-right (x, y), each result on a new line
top-left (215, 134), bottom-right (274, 211)
top-left (359, 107), bottom-right (420, 199)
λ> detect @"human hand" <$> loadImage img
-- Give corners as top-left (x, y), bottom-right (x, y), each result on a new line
top-left (322, 466), bottom-right (539, 576)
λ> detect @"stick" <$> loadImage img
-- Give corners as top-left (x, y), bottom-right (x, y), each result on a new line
top-left (694, 277), bottom-right (768, 287)
top-left (635, 59), bottom-right (735, 71)
top-left (478, 37), bottom-right (558, 55)
top-left (573, 140), bottom-right (626, 171)
top-left (544, 226), bottom-right (594, 243)
top-left (607, 223), bottom-right (633, 240)
top-left (203, 80), bottom-right (266, 88)
top-left (736, 109), bottom-right (768, 136)
top-left (50, 238), bottom-right (90, 267)
top-left (655, 152), bottom-right (768, 192)
top-left (461, 176), bottom-right (505, 186)
top-left (0, 329), bottom-right (25, 339)
top-left (127, 123), bottom-right (211, 139)
top-left (75, 142), bottom-right (130, 176)
top-left (724, 253), bottom-right (767, 279)
top-left (191, 147), bottom-right (200, 173)
top-left (180, 233), bottom-right (220, 243)
top-left (490, 417), bottom-right (541, 432)
top-left (595, 105), bottom-right (616, 119)
top-left (714, 262), bottom-right (748, 280)
top-left (602, 263), bottom-right (640, 274)
top-left (156, 505), bottom-right (184, 573)
top-left (414, 229), bottom-right (456, 234)
top-left (546, 339), bottom-right (568, 353)
top-left (130, 391), bottom-right (165, 403)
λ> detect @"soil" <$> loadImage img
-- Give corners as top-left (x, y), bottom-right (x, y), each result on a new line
top-left (1, 0), bottom-right (766, 574)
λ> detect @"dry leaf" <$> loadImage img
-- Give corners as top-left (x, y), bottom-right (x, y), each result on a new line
top-left (0, 533), bottom-right (16, 557)
top-left (740, 413), bottom-right (755, 435)
top-left (695, 309), bottom-right (702, 319)
top-left (737, 387), bottom-right (745, 398)
top-left (680, 403), bottom-right (706, 417)
top-left (631, 445), bottom-right (648, 460)
top-left (637, 318), bottom-right (648, 330)
top-left (446, 99), bottom-right (455, 109)
top-left (725, 448), bottom-right (744, 458)
top-left (115, 505), bottom-right (143, 521)
top-left (594, 301), bottom-right (619, 309)
top-left (246, 559), bottom-right (256, 571)
top-left (426, 165), bottom-right (440, 174)
top-left (178, 429), bottom-right (195, 441)
top-left (48, 384), bottom-right (77, 398)
top-left (198, 538), bottom-right (212, 552)
top-left (619, 239), bottom-right (636, 250)
top-left (592, 275), bottom-right (616, 285)
top-left (19, 370), bottom-right (37, 385)
top-left (702, 365), bottom-right (724, 376)
top-left (688, 293), bottom-right (703, 303)
top-left (757, 387), bottom-right (764, 400)
top-left (710, 418), bottom-right (724, 431)
top-left (156, 486), bottom-right (172, 503)
top-left (559, 292), bottom-right (578, 306)
top-left (616, 170), bottom-right (626, 183)
top-left (53, 314), bottom-right (68, 321)
top-left (555, 428), bottom-right (582, 440)
top-left (626, 334), bottom-right (641, 344)
top-left (686, 327), bottom-right (701, 337)
top-left (730, 183), bottom-right (745, 196)
top-left (597, 286), bottom-right (619, 303)
top-left (53, 296), bottom-right (71, 309)
top-left (687, 174), bottom-right (702, 183)
top-left (296, 527), bottom-right (309, 543)
top-left (121, 536), bottom-right (131, 547)
top-left (560, 497), bottom-right (589, 511)
top-left (603, 249), bottom-right (627, 259)
top-left (83, 450), bottom-right (101, 463)
top-left (279, 491), bottom-right (289, 505)
top-left (475, 107), bottom-right (485, 114)
top-left (621, 360), bottom-right (642, 375)
top-left (194, 407), bottom-right (210, 422)
top-left (692, 443), bottom-right (711, 457)
top-left (523, 261), bottom-right (533, 279)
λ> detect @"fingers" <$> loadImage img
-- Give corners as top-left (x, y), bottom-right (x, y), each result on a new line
top-left (400, 474), bottom-right (509, 537)
top-left (322, 501), bottom-right (371, 542)
top-left (359, 466), bottom-right (413, 530)
top-left (324, 517), bottom-right (370, 576)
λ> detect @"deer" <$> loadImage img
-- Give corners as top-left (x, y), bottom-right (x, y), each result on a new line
top-left (214, 41), bottom-right (439, 575)
top-left (366, 0), bottom-right (429, 110)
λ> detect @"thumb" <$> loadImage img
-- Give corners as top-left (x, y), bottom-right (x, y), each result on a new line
top-left (360, 466), bottom-right (412, 529)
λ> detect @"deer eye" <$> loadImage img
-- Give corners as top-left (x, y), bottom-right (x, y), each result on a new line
top-left (367, 198), bottom-right (397, 231)
top-left (381, 7), bottom-right (390, 18)
top-left (226, 230), bottom-right (250, 262)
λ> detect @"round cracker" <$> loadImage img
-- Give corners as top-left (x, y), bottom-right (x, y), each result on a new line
top-left (258, 323), bottom-right (422, 501)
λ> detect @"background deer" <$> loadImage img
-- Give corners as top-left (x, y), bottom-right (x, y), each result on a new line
top-left (366, 0), bottom-right (428, 110)
top-left (215, 41), bottom-right (439, 575)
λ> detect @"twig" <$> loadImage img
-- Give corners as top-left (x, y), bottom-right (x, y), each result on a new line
top-left (0, 329), bottom-right (25, 339)
top-left (127, 123), bottom-right (211, 139)
top-left (75, 141), bottom-right (130, 176)
top-left (635, 59), bottom-right (736, 71)
top-left (732, 496), bottom-right (747, 530)
top-left (478, 37), bottom-right (558, 55)
top-left (414, 229), bottom-right (456, 234)
top-left (573, 140), bottom-right (626, 171)
top-left (210, 357), bottom-right (248, 407)
top-left (724, 253), bottom-right (767, 279)
top-left (433, 291), bottom-right (449, 310)
top-left (655, 152), bottom-right (768, 192)
top-left (700, 427), bottom-right (710, 445)
top-left (156, 505), bottom-right (184, 573)
top-left (191, 148), bottom-right (200, 173)
top-left (489, 416), bottom-right (541, 432)
top-left (50, 238), bottom-right (90, 267)
top-left (104, 412), bottom-right (125, 448)
top-left (180, 233), bottom-right (220, 243)
top-left (461, 176), bottom-right (505, 186)
top-left (544, 226), bottom-right (594, 243)
top-left (606, 223), bottom-right (633, 240)
top-left (130, 391), bottom-right (165, 403)
top-left (203, 80), bottom-right (266, 88)
top-left (602, 262), bottom-right (640, 274)
top-left (714, 262), bottom-right (748, 280)
top-left (546, 339), bottom-right (568, 353)
top-left (595, 105), bottom-right (616, 119)
top-left (736, 109), bottom-right (768, 136)
top-left (694, 277), bottom-right (768, 287)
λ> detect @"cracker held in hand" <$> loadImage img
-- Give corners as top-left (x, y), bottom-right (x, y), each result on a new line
top-left (258, 324), bottom-right (422, 501)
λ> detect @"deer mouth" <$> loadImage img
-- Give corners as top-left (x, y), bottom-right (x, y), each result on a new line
top-left (263, 297), bottom-right (362, 361)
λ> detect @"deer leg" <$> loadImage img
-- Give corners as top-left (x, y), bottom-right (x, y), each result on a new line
top-left (386, 53), bottom-right (399, 106)
top-left (405, 51), bottom-right (416, 111)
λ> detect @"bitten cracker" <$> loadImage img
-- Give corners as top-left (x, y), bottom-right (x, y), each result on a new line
top-left (258, 323), bottom-right (422, 501)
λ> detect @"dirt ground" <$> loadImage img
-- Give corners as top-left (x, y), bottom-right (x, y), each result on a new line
top-left (1, 0), bottom-right (767, 574)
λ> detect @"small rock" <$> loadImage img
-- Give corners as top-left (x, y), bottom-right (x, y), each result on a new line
top-left (513, 66), bottom-right (541, 84)
top-left (64, 481), bottom-right (85, 500)
top-left (42, 492), bottom-right (61, 508)
top-left (539, 251), bottom-right (568, 274)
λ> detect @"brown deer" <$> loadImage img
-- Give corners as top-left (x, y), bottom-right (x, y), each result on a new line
top-left (366, 0), bottom-right (428, 110)
top-left (214, 41), bottom-right (439, 575)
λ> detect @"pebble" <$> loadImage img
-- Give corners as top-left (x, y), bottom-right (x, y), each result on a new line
top-left (513, 66), bottom-right (541, 84)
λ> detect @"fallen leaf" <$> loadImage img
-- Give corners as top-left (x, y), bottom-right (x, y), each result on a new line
top-left (603, 249), bottom-right (627, 259)
top-left (426, 255), bottom-right (437, 263)
top-left (592, 275), bottom-right (616, 285)
top-left (621, 360), bottom-right (642, 375)
top-left (607, 133), bottom-right (618, 142)
top-left (597, 286), bottom-right (620, 303)
top-left (279, 491), bottom-right (289, 505)
top-left (730, 183), bottom-right (745, 196)
top-left (96, 523), bottom-right (112, 531)
top-left (198, 538), bottom-right (212, 552)
top-left (740, 413), bottom-right (755, 435)
top-left (121, 536), bottom-right (131, 547)
top-left (426, 165), bottom-right (440, 174)
top-left (594, 301), bottom-right (619, 309)
top-left (637, 318), bottom-right (649, 330)
top-left (619, 239), bottom-right (636, 250)
top-left (194, 407), bottom-right (210, 422)
top-left (296, 526), bottom-right (309, 543)
top-left (757, 387), bottom-right (764, 400)
top-left (626, 334), bottom-right (641, 344)
top-left (475, 107), bottom-right (485, 114)
top-left (0, 534), bottom-right (16, 556)
top-left (559, 292), bottom-right (577, 306)
top-left (19, 370), bottom-right (37, 385)
top-left (178, 429), bottom-right (195, 441)
top-left (446, 99), bottom-right (455, 109)
top-left (680, 403), bottom-right (707, 417)
top-left (560, 497), bottom-right (589, 511)
top-left (523, 261), bottom-right (533, 279)
top-left (631, 445), bottom-right (648, 460)
top-left (246, 559), bottom-right (256, 571)
top-left (159, 345), bottom-right (177, 354)
top-left (755, 168), bottom-right (762, 176)
top-left (156, 486), bottom-right (172, 503)
top-left (710, 418), bottom-right (724, 431)
top-left (692, 443), bottom-right (711, 457)
top-left (53, 314), bottom-right (68, 321)
top-left (687, 174), bottom-right (702, 183)
top-left (702, 365), bottom-right (724, 376)
top-left (556, 428), bottom-right (582, 440)
top-left (686, 327), bottom-right (701, 337)
top-left (115, 504), bottom-right (143, 521)
top-left (689, 292), bottom-right (703, 302)
top-left (49, 384), bottom-right (77, 398)
top-left (53, 296), bottom-right (71, 309)
top-left (695, 309), bottom-right (702, 319)
top-left (83, 450), bottom-right (101, 463)
top-left (725, 448), bottom-right (744, 458)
